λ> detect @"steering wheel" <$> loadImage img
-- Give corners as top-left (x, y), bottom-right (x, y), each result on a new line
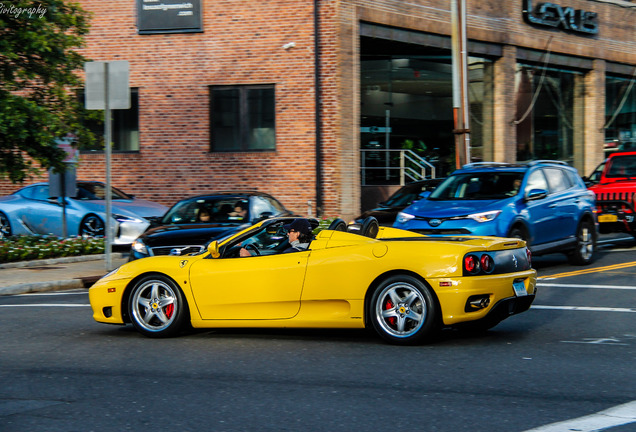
top-left (244, 243), bottom-right (261, 256)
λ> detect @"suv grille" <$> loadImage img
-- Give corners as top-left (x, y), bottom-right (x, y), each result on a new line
top-left (150, 245), bottom-right (205, 256)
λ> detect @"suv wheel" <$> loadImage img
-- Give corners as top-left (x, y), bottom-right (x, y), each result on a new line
top-left (568, 219), bottom-right (596, 265)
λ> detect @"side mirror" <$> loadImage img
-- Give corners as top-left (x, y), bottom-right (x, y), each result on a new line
top-left (525, 188), bottom-right (548, 201)
top-left (253, 211), bottom-right (273, 223)
top-left (207, 240), bottom-right (220, 258)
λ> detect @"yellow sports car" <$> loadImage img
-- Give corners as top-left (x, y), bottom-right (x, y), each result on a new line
top-left (89, 217), bottom-right (537, 345)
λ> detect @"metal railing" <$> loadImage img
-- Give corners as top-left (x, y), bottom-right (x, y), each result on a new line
top-left (361, 149), bottom-right (436, 185)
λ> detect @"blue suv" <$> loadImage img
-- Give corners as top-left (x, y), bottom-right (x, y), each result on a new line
top-left (394, 161), bottom-right (598, 265)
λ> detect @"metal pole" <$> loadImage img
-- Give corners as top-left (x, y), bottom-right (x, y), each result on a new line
top-left (451, 0), bottom-right (471, 168)
top-left (104, 62), bottom-right (112, 271)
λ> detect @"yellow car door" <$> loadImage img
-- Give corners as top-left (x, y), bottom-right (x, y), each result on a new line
top-left (188, 251), bottom-right (310, 320)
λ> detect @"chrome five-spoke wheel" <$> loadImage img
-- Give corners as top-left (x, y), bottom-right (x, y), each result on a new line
top-left (128, 274), bottom-right (188, 337)
top-left (370, 275), bottom-right (438, 345)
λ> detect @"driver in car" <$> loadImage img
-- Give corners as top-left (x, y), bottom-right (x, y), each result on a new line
top-left (239, 219), bottom-right (313, 257)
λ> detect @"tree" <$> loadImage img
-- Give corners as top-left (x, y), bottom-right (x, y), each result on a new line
top-left (0, 0), bottom-right (93, 183)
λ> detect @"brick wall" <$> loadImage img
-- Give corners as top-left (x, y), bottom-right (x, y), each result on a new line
top-left (1, 0), bottom-right (634, 220)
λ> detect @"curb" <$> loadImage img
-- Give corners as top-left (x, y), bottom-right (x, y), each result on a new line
top-left (0, 279), bottom-right (86, 295)
top-left (0, 253), bottom-right (126, 270)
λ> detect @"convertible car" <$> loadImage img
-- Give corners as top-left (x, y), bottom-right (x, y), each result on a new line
top-left (89, 217), bottom-right (537, 345)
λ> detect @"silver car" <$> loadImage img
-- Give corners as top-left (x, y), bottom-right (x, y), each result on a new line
top-left (0, 181), bottom-right (168, 244)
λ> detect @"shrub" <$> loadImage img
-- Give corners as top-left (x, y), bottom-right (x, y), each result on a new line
top-left (0, 235), bottom-right (105, 263)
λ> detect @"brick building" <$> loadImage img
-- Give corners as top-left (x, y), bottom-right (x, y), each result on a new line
top-left (2, 0), bottom-right (635, 220)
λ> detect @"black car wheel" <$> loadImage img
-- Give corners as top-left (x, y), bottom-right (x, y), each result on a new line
top-left (128, 274), bottom-right (189, 337)
top-left (568, 219), bottom-right (596, 265)
top-left (508, 225), bottom-right (528, 243)
top-left (0, 212), bottom-right (11, 238)
top-left (79, 214), bottom-right (105, 237)
top-left (369, 275), bottom-right (439, 345)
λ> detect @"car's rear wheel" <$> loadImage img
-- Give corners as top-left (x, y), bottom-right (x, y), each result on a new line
top-left (568, 219), bottom-right (596, 265)
top-left (0, 212), bottom-right (11, 238)
top-left (128, 274), bottom-right (188, 337)
top-left (79, 214), bottom-right (105, 237)
top-left (369, 275), bottom-right (439, 345)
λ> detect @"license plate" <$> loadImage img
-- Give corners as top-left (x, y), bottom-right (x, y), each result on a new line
top-left (513, 281), bottom-right (527, 297)
top-left (598, 214), bottom-right (618, 223)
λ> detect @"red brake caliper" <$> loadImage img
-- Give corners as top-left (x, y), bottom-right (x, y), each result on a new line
top-left (165, 304), bottom-right (174, 318)
top-left (385, 299), bottom-right (396, 326)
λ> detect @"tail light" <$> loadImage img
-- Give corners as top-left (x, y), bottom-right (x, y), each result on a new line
top-left (526, 248), bottom-right (532, 267)
top-left (480, 254), bottom-right (494, 273)
top-left (464, 254), bottom-right (480, 274)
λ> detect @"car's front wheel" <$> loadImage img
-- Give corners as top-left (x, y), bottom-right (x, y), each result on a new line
top-left (568, 219), bottom-right (596, 265)
top-left (128, 274), bottom-right (189, 337)
top-left (0, 212), bottom-right (11, 238)
top-left (79, 214), bottom-right (105, 237)
top-left (369, 275), bottom-right (439, 345)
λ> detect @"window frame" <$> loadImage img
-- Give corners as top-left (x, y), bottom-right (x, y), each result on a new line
top-left (209, 84), bottom-right (276, 153)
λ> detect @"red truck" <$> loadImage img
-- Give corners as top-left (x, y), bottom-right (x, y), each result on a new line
top-left (587, 151), bottom-right (636, 238)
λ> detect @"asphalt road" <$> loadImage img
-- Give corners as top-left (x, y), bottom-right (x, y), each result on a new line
top-left (1, 236), bottom-right (636, 432)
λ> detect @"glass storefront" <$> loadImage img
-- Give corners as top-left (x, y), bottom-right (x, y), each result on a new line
top-left (515, 64), bottom-right (578, 163)
top-left (360, 38), bottom-right (493, 184)
top-left (605, 75), bottom-right (636, 155)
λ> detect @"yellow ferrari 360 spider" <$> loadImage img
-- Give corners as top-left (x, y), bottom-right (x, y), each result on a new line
top-left (89, 217), bottom-right (536, 345)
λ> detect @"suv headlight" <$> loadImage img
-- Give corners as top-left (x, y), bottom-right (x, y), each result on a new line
top-left (466, 210), bottom-right (501, 223)
top-left (396, 212), bottom-right (415, 224)
top-left (131, 238), bottom-right (148, 255)
top-left (113, 214), bottom-right (143, 224)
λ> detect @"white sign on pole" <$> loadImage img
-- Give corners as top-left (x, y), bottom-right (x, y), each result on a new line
top-left (85, 60), bottom-right (130, 110)
top-left (84, 60), bottom-right (130, 270)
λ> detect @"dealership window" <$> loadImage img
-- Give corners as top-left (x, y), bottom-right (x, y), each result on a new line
top-left (209, 85), bottom-right (276, 152)
top-left (79, 88), bottom-right (139, 152)
top-left (515, 65), bottom-right (578, 163)
top-left (605, 75), bottom-right (636, 153)
top-left (360, 48), bottom-right (493, 183)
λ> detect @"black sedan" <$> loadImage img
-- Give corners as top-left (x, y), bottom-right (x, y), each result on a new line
top-left (130, 191), bottom-right (294, 260)
top-left (353, 178), bottom-right (443, 227)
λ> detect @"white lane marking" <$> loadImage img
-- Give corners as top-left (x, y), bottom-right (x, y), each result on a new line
top-left (0, 304), bottom-right (90, 308)
top-left (532, 305), bottom-right (636, 313)
top-left (537, 283), bottom-right (636, 290)
top-left (523, 400), bottom-right (636, 432)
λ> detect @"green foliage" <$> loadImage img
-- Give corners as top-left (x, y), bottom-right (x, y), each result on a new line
top-left (0, 234), bottom-right (104, 263)
top-left (0, 0), bottom-right (94, 183)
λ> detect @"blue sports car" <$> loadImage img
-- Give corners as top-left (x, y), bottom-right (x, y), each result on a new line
top-left (0, 181), bottom-right (168, 244)
top-left (393, 161), bottom-right (598, 265)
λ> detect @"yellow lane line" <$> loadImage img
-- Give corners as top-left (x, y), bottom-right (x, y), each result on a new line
top-left (538, 260), bottom-right (636, 279)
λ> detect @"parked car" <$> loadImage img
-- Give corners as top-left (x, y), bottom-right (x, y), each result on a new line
top-left (0, 181), bottom-right (167, 244)
top-left (130, 191), bottom-right (294, 260)
top-left (587, 151), bottom-right (636, 238)
top-left (582, 159), bottom-right (606, 186)
top-left (353, 178), bottom-right (444, 227)
top-left (89, 217), bottom-right (536, 344)
top-left (393, 161), bottom-right (598, 265)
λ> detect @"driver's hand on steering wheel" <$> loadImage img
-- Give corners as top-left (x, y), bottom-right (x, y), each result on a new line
top-left (239, 247), bottom-right (251, 257)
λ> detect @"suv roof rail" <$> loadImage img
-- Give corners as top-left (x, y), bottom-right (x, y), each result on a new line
top-left (526, 160), bottom-right (569, 167)
top-left (462, 162), bottom-right (515, 169)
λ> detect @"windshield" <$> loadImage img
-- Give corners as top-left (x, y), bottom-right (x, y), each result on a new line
top-left (162, 197), bottom-right (250, 224)
top-left (606, 155), bottom-right (636, 178)
top-left (385, 182), bottom-right (438, 207)
top-left (428, 172), bottom-right (524, 200)
top-left (75, 183), bottom-right (132, 200)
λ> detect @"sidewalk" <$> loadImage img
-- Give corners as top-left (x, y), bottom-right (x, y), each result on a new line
top-left (0, 253), bottom-right (129, 296)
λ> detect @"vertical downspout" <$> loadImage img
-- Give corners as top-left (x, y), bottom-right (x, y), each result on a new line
top-left (314, 0), bottom-right (323, 217)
